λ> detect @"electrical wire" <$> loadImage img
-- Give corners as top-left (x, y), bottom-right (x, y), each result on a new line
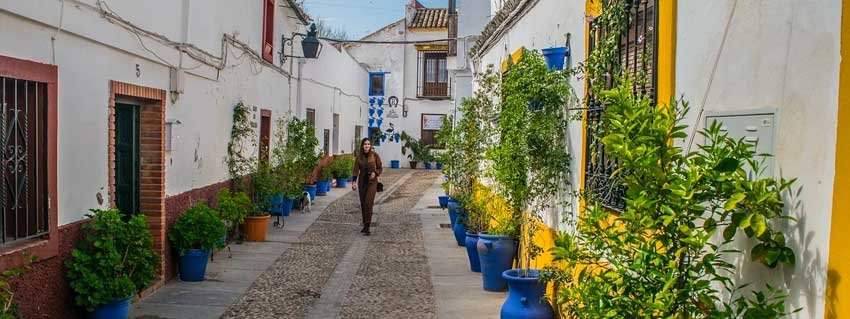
top-left (321, 36), bottom-right (474, 45)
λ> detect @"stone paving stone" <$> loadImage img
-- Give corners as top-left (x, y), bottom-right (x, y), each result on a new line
top-left (340, 171), bottom-right (440, 319)
top-left (220, 169), bottom-right (410, 319)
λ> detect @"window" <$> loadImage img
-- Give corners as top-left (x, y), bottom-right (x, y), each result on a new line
top-left (417, 51), bottom-right (450, 98)
top-left (369, 73), bottom-right (386, 96)
top-left (261, 0), bottom-right (275, 63)
top-left (1, 76), bottom-right (49, 243)
top-left (306, 108), bottom-right (316, 134)
top-left (421, 114), bottom-right (445, 147)
top-left (584, 0), bottom-right (657, 212)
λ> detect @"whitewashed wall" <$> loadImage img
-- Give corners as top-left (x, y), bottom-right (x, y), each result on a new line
top-left (676, 1), bottom-right (843, 317)
top-left (0, 0), bottom-right (368, 225)
top-left (473, 0), bottom-right (587, 230)
top-left (347, 20), bottom-right (454, 166)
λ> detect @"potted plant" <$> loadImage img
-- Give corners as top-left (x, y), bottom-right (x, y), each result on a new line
top-left (247, 163), bottom-right (276, 241)
top-left (329, 156), bottom-right (354, 188)
top-left (217, 188), bottom-right (251, 240)
top-left (286, 117), bottom-right (320, 200)
top-left (401, 132), bottom-right (430, 169)
top-left (67, 209), bottom-right (160, 319)
top-left (490, 50), bottom-right (570, 316)
top-left (316, 164), bottom-right (333, 196)
top-left (169, 204), bottom-right (226, 282)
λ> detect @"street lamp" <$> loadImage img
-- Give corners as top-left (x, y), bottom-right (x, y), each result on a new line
top-left (280, 23), bottom-right (323, 65)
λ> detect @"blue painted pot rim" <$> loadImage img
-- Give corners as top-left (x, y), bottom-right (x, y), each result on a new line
top-left (502, 268), bottom-right (543, 281)
top-left (465, 232), bottom-right (479, 237)
top-left (182, 249), bottom-right (211, 257)
top-left (478, 233), bottom-right (513, 241)
top-left (542, 47), bottom-right (567, 55)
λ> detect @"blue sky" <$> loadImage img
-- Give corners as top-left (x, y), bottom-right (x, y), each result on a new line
top-left (302, 0), bottom-right (448, 39)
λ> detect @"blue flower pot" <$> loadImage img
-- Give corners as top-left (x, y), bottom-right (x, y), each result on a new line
top-left (465, 233), bottom-right (482, 273)
top-left (500, 269), bottom-right (554, 319)
top-left (424, 162), bottom-right (433, 170)
top-left (281, 197), bottom-right (295, 216)
top-left (436, 163), bottom-right (444, 170)
top-left (477, 234), bottom-right (517, 291)
top-left (269, 195), bottom-right (285, 216)
top-left (390, 160), bottom-right (400, 169)
top-left (452, 216), bottom-right (467, 247)
top-left (447, 200), bottom-right (460, 227)
top-left (542, 47), bottom-right (567, 71)
top-left (303, 184), bottom-right (317, 201)
top-left (87, 297), bottom-right (131, 319)
top-left (178, 249), bottom-right (211, 282)
top-left (438, 195), bottom-right (449, 209)
top-left (317, 179), bottom-right (331, 196)
top-left (336, 177), bottom-right (348, 188)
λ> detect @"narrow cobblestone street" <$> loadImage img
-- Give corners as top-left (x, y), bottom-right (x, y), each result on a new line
top-left (134, 169), bottom-right (502, 319)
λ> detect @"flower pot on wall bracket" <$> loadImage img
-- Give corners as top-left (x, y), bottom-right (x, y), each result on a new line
top-left (542, 47), bottom-right (567, 71)
top-left (500, 269), bottom-right (554, 319)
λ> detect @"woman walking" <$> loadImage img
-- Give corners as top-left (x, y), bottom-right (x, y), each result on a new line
top-left (352, 138), bottom-right (382, 235)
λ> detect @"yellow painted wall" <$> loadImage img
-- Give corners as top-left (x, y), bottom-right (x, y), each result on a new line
top-left (825, 1), bottom-right (850, 318)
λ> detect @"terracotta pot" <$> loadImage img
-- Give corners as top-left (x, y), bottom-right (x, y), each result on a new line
top-left (244, 215), bottom-right (270, 242)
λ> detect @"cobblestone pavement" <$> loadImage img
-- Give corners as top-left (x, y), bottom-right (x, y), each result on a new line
top-left (221, 169), bottom-right (440, 319)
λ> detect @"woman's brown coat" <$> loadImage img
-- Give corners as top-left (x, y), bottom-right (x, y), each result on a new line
top-left (353, 151), bottom-right (383, 225)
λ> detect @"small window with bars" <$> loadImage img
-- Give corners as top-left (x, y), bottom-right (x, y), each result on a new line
top-left (261, 0), bottom-right (275, 63)
top-left (1, 76), bottom-right (49, 244)
top-left (417, 51), bottom-right (450, 98)
top-left (584, 0), bottom-right (658, 212)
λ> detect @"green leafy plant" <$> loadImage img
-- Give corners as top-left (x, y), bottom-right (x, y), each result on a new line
top-left (0, 255), bottom-right (36, 319)
top-left (551, 82), bottom-right (799, 318)
top-left (226, 102), bottom-right (258, 191)
top-left (400, 132), bottom-right (432, 163)
top-left (251, 163), bottom-right (279, 215)
top-left (168, 204), bottom-right (227, 255)
top-left (66, 209), bottom-right (159, 312)
top-left (490, 50), bottom-right (572, 274)
top-left (269, 116), bottom-right (309, 200)
top-left (327, 156), bottom-right (355, 179)
top-left (216, 188), bottom-right (252, 234)
top-left (280, 117), bottom-right (319, 184)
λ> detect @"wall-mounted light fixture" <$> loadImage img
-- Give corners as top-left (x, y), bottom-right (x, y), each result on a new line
top-left (280, 23), bottom-right (323, 65)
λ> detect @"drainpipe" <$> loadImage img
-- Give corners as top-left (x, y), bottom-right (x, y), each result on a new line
top-left (296, 58), bottom-right (305, 117)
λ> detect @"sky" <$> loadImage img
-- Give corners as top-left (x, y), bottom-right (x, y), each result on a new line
top-left (301, 0), bottom-right (449, 39)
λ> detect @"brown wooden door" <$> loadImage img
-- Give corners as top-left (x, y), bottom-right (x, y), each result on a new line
top-left (259, 110), bottom-right (271, 164)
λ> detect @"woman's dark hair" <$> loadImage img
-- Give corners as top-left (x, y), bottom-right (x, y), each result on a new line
top-left (359, 138), bottom-right (372, 156)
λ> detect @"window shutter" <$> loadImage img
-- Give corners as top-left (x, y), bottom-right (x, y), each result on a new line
top-left (262, 0), bottom-right (275, 63)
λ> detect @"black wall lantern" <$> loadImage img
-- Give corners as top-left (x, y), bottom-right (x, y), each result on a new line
top-left (280, 23), bottom-right (323, 65)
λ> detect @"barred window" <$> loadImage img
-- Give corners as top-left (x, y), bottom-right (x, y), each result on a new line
top-left (417, 51), bottom-right (450, 98)
top-left (1, 76), bottom-right (49, 243)
top-left (584, 0), bottom-right (658, 212)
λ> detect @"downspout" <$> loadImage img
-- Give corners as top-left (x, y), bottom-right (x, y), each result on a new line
top-left (297, 58), bottom-right (304, 117)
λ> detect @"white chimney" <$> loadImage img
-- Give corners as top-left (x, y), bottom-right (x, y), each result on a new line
top-left (405, 0), bottom-right (418, 26)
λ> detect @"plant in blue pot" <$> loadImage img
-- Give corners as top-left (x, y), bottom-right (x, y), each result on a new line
top-left (490, 50), bottom-right (571, 317)
top-left (169, 204), bottom-right (227, 282)
top-left (216, 188), bottom-right (251, 240)
top-left (66, 209), bottom-right (160, 319)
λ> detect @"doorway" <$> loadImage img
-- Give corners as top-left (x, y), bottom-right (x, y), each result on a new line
top-left (323, 129), bottom-right (331, 156)
top-left (114, 102), bottom-right (140, 217)
top-left (259, 109), bottom-right (271, 164)
top-left (333, 113), bottom-right (340, 154)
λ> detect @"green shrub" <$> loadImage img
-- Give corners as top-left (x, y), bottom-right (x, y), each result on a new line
top-left (327, 156), bottom-right (354, 179)
top-left (251, 164), bottom-right (279, 215)
top-left (168, 204), bottom-right (226, 255)
top-left (216, 188), bottom-right (251, 233)
top-left (66, 209), bottom-right (160, 312)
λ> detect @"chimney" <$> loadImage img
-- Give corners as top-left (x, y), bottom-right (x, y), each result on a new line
top-left (405, 0), bottom-right (417, 25)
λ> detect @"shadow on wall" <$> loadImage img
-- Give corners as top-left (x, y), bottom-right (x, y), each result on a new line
top-left (783, 183), bottom-right (827, 318)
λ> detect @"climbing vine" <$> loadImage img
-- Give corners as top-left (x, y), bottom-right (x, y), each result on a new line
top-left (490, 50), bottom-right (572, 274)
top-left (226, 102), bottom-right (257, 191)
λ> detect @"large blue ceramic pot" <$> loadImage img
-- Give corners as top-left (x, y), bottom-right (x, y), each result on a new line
top-left (316, 179), bottom-right (331, 196)
top-left (268, 194), bottom-right (285, 216)
top-left (452, 215), bottom-right (467, 247)
top-left (391, 160), bottom-right (400, 169)
top-left (447, 199), bottom-right (460, 227)
top-left (477, 234), bottom-right (517, 291)
top-left (438, 195), bottom-right (449, 209)
top-left (281, 197), bottom-right (295, 216)
top-left (465, 232), bottom-right (482, 273)
top-left (424, 162), bottom-right (433, 170)
top-left (336, 177), bottom-right (348, 188)
top-left (500, 269), bottom-right (554, 319)
top-left (87, 297), bottom-right (132, 319)
top-left (178, 249), bottom-right (211, 282)
top-left (303, 184), bottom-right (317, 200)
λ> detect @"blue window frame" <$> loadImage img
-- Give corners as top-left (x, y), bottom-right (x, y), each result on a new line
top-left (369, 72), bottom-right (387, 96)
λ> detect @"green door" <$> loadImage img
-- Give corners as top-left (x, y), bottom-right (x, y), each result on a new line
top-left (115, 103), bottom-right (140, 217)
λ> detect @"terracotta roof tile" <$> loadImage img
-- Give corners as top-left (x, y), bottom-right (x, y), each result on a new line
top-left (409, 8), bottom-right (448, 29)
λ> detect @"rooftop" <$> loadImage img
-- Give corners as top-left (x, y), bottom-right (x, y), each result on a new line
top-left (409, 8), bottom-right (449, 29)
